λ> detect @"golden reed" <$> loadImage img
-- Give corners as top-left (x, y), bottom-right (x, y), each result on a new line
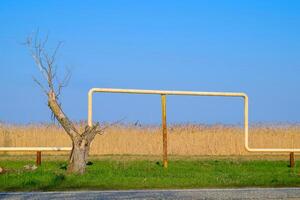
top-left (0, 123), bottom-right (300, 155)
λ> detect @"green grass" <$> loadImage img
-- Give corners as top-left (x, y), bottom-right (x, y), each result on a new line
top-left (0, 159), bottom-right (300, 191)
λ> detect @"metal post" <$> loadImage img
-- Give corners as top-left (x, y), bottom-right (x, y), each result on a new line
top-left (290, 152), bottom-right (295, 168)
top-left (161, 95), bottom-right (168, 168)
top-left (36, 151), bottom-right (42, 166)
top-left (88, 89), bottom-right (93, 127)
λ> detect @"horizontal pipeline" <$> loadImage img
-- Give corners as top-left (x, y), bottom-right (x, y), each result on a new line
top-left (0, 147), bottom-right (72, 152)
top-left (89, 88), bottom-right (248, 98)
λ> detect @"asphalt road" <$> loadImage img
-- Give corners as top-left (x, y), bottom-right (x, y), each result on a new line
top-left (1, 188), bottom-right (300, 200)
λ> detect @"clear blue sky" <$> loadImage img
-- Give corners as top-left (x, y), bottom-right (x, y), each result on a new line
top-left (1, 0), bottom-right (300, 124)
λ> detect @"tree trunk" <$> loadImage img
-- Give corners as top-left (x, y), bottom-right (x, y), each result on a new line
top-left (27, 35), bottom-right (101, 175)
top-left (67, 139), bottom-right (90, 174)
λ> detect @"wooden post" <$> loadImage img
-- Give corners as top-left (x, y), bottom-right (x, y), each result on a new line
top-left (36, 151), bottom-right (42, 166)
top-left (161, 95), bottom-right (168, 168)
top-left (290, 152), bottom-right (295, 168)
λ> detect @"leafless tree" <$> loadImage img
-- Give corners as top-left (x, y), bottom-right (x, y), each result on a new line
top-left (25, 32), bottom-right (103, 174)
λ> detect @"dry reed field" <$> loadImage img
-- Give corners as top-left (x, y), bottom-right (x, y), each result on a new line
top-left (0, 123), bottom-right (300, 156)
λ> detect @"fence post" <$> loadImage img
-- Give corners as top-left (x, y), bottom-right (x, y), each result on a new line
top-left (161, 94), bottom-right (168, 168)
top-left (290, 152), bottom-right (295, 168)
top-left (36, 151), bottom-right (42, 166)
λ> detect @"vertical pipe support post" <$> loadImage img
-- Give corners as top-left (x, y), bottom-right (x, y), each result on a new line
top-left (161, 94), bottom-right (168, 168)
top-left (36, 151), bottom-right (42, 166)
top-left (88, 89), bottom-right (93, 127)
top-left (290, 152), bottom-right (295, 168)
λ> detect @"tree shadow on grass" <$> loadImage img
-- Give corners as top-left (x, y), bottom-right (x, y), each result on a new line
top-left (39, 173), bottom-right (66, 191)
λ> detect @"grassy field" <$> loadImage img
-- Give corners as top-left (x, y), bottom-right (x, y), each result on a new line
top-left (1, 123), bottom-right (300, 156)
top-left (0, 157), bottom-right (300, 191)
top-left (1, 123), bottom-right (299, 191)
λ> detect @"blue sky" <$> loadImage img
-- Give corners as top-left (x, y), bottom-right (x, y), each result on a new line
top-left (0, 0), bottom-right (300, 124)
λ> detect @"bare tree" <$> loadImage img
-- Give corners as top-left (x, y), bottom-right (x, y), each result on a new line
top-left (25, 32), bottom-right (102, 174)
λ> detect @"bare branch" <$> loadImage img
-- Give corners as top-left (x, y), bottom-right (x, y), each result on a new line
top-left (83, 117), bottom-right (126, 138)
top-left (98, 117), bottom-right (126, 134)
top-left (25, 31), bottom-right (80, 139)
top-left (51, 41), bottom-right (63, 66)
top-left (32, 76), bottom-right (47, 95)
top-left (25, 31), bottom-right (70, 98)
top-left (56, 68), bottom-right (72, 99)
top-left (25, 33), bottom-right (49, 82)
